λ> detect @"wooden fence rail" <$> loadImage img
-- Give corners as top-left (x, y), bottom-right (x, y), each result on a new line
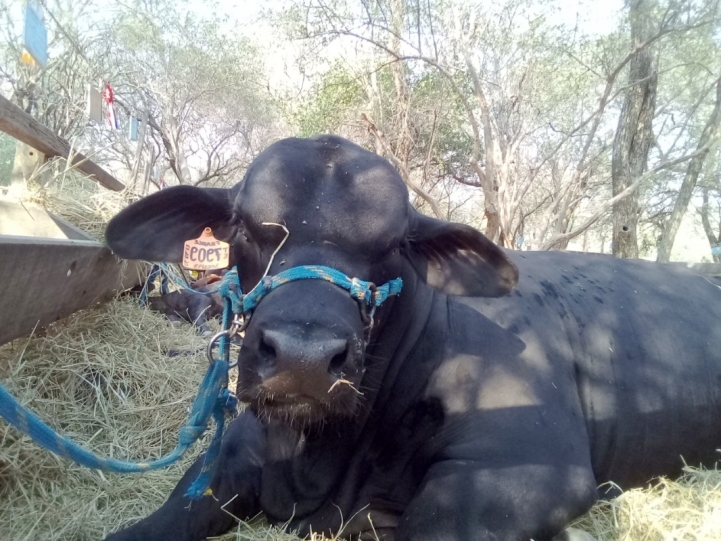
top-left (0, 95), bottom-right (125, 191)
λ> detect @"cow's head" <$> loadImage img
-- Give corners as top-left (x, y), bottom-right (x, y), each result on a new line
top-left (106, 136), bottom-right (518, 426)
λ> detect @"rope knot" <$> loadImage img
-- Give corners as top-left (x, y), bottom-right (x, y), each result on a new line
top-left (178, 424), bottom-right (207, 446)
top-left (219, 269), bottom-right (243, 315)
top-left (261, 276), bottom-right (273, 290)
top-left (349, 277), bottom-right (370, 303)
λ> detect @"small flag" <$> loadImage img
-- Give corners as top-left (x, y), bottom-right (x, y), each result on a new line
top-left (87, 84), bottom-right (102, 123)
top-left (103, 84), bottom-right (120, 130)
top-left (129, 117), bottom-right (139, 140)
top-left (23, 2), bottom-right (47, 68)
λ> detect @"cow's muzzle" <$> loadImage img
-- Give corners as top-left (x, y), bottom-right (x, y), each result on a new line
top-left (236, 280), bottom-right (370, 424)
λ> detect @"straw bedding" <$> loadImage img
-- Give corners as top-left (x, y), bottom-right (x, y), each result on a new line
top-left (24, 164), bottom-right (128, 242)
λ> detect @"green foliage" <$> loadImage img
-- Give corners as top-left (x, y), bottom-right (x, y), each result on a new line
top-left (293, 64), bottom-right (364, 137)
top-left (0, 133), bottom-right (15, 186)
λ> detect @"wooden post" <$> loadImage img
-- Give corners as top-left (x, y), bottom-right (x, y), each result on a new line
top-left (8, 141), bottom-right (45, 196)
top-left (0, 236), bottom-right (142, 346)
top-left (129, 108), bottom-right (149, 192)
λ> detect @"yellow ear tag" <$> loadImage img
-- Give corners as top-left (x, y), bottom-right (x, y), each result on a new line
top-left (182, 227), bottom-right (230, 270)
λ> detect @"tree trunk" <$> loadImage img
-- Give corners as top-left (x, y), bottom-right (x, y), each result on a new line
top-left (453, 12), bottom-right (502, 244)
top-left (657, 75), bottom-right (721, 262)
top-left (368, 71), bottom-right (383, 156)
top-left (698, 187), bottom-right (721, 262)
top-left (389, 0), bottom-right (411, 171)
top-left (611, 0), bottom-right (658, 259)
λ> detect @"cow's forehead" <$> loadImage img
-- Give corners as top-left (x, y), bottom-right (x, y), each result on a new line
top-left (236, 138), bottom-right (409, 248)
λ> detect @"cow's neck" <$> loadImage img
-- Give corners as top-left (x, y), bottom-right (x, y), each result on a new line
top-left (258, 264), bottom-right (449, 529)
top-left (359, 266), bottom-right (441, 422)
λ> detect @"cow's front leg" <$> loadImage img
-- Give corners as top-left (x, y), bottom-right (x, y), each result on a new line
top-left (105, 411), bottom-right (266, 541)
top-left (396, 460), bottom-right (598, 541)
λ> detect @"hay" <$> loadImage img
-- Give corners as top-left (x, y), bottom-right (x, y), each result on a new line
top-left (13, 158), bottom-right (130, 241)
top-left (1, 297), bottom-right (720, 541)
top-left (572, 468), bottom-right (721, 541)
top-left (0, 298), bottom-right (211, 540)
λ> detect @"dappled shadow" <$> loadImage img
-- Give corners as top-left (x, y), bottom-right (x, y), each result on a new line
top-left (467, 250), bottom-right (721, 488)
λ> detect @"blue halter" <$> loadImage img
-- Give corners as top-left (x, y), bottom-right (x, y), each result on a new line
top-left (218, 264), bottom-right (403, 316)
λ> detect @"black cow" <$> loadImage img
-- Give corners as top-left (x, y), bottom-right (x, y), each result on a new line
top-left (148, 288), bottom-right (223, 335)
top-left (104, 135), bottom-right (721, 541)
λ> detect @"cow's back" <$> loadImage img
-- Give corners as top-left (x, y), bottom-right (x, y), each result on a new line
top-left (465, 250), bottom-right (721, 489)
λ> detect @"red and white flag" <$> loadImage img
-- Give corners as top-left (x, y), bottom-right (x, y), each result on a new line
top-left (103, 84), bottom-right (120, 130)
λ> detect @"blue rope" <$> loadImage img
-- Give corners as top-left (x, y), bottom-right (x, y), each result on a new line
top-left (0, 269), bottom-right (240, 498)
top-left (184, 279), bottom-right (239, 498)
top-left (0, 356), bottom-right (234, 475)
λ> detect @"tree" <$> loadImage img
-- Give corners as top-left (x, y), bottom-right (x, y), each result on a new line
top-left (96, 2), bottom-right (277, 191)
top-left (699, 184), bottom-right (721, 262)
top-left (0, 0), bottom-right (117, 193)
top-left (611, 0), bottom-right (659, 259)
top-left (656, 72), bottom-right (721, 260)
top-left (281, 0), bottom-right (716, 254)
top-left (0, 0), bottom-right (279, 195)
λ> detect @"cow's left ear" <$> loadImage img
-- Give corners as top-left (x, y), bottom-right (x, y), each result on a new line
top-left (106, 186), bottom-right (237, 262)
top-left (404, 210), bottom-right (518, 297)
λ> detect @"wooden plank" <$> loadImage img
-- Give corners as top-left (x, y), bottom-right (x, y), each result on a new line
top-left (0, 95), bottom-right (125, 191)
top-left (0, 236), bottom-right (143, 346)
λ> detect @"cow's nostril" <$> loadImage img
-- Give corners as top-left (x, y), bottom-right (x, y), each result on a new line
top-left (259, 336), bottom-right (277, 359)
top-left (328, 345), bottom-right (349, 375)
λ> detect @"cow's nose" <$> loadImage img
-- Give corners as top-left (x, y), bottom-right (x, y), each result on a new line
top-left (260, 329), bottom-right (350, 378)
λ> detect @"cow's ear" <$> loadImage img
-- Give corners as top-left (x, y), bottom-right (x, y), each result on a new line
top-left (404, 210), bottom-right (518, 297)
top-left (106, 186), bottom-right (237, 262)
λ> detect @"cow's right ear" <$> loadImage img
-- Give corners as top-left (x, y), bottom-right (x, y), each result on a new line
top-left (404, 209), bottom-right (518, 297)
top-left (105, 186), bottom-right (237, 262)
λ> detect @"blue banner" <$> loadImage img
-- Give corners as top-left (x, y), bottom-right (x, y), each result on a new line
top-left (23, 2), bottom-right (47, 68)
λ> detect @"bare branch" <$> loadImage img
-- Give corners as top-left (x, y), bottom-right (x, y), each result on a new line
top-left (540, 146), bottom-right (714, 250)
top-left (362, 113), bottom-right (444, 218)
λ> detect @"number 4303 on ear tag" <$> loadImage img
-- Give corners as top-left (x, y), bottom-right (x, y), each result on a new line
top-left (183, 227), bottom-right (230, 270)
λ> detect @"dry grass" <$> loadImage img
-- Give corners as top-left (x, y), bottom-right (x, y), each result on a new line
top-left (572, 469), bottom-right (721, 541)
top-left (0, 298), bottom-right (208, 540)
top-left (1, 297), bottom-right (720, 541)
top-left (22, 162), bottom-right (129, 241)
top-left (0, 297), bottom-right (306, 541)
